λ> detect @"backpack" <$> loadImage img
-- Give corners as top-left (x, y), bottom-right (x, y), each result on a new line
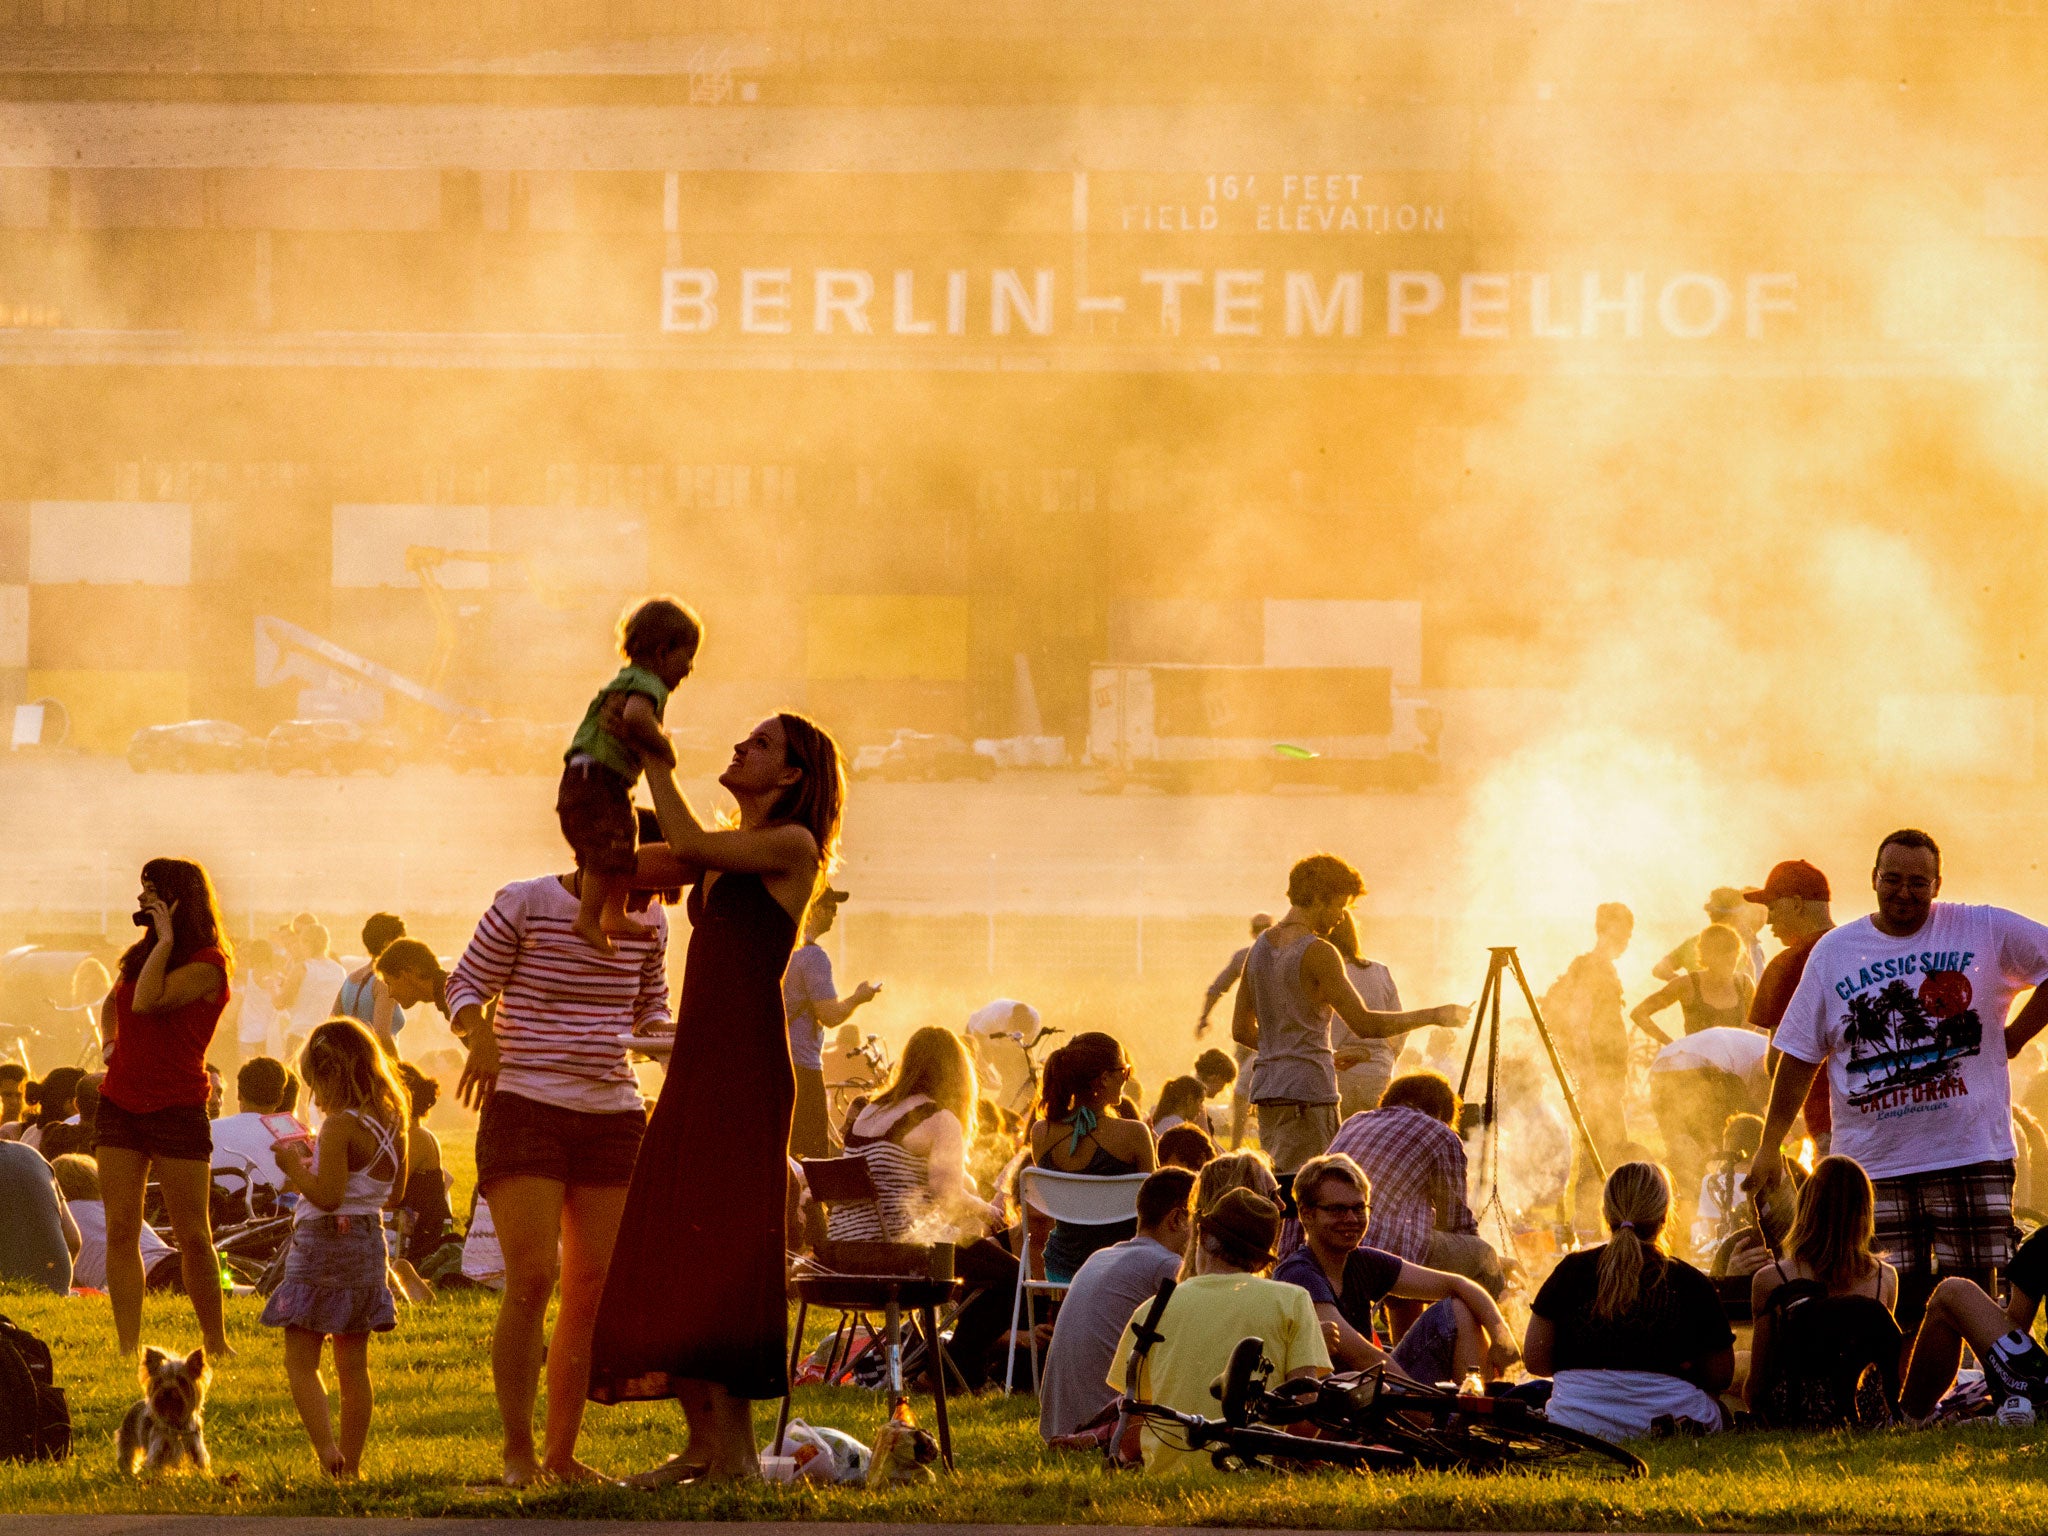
top-left (1754, 1277), bottom-right (1901, 1429)
top-left (0, 1315), bottom-right (70, 1461)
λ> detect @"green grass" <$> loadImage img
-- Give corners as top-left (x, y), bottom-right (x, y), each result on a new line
top-left (4, 1283), bottom-right (2047, 1530)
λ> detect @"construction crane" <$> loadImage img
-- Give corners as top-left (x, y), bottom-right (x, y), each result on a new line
top-left (404, 545), bottom-right (569, 695)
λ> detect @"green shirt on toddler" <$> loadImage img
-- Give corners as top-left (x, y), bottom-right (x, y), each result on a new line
top-left (565, 664), bottom-right (671, 781)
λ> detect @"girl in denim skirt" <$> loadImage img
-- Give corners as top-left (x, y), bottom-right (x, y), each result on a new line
top-left (266, 1018), bottom-right (410, 1478)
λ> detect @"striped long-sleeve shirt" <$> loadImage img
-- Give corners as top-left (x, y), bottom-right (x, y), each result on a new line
top-left (446, 875), bottom-right (671, 1115)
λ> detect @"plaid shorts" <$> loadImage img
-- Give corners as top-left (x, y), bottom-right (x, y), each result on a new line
top-left (1872, 1159), bottom-right (2015, 1275)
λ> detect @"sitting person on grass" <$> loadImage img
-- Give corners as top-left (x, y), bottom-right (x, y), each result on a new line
top-left (208, 1055), bottom-right (292, 1198)
top-left (1325, 1071), bottom-right (1504, 1298)
top-left (1274, 1153), bottom-right (1519, 1387)
top-left (1900, 1221), bottom-right (2048, 1427)
top-left (1692, 1113), bottom-right (1764, 1259)
top-left (1041, 1167), bottom-right (1196, 1445)
top-left (1107, 1187), bottom-right (1327, 1473)
top-left (0, 1137), bottom-right (77, 1294)
top-left (1525, 1161), bottom-right (1734, 1440)
top-left (395, 1064), bottom-right (455, 1270)
top-left (1746, 1155), bottom-right (1901, 1426)
top-left (1156, 1123), bottom-right (1215, 1173)
top-left (1192, 1049), bottom-right (1238, 1142)
top-left (1179, 1151), bottom-right (1281, 1281)
top-left (52, 1152), bottom-right (173, 1291)
top-left (1150, 1076), bottom-right (1209, 1136)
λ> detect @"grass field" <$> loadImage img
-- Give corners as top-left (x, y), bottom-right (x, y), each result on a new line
top-left (4, 1282), bottom-right (2048, 1532)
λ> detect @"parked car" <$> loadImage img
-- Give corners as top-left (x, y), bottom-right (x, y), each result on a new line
top-left (444, 717), bottom-right (562, 775)
top-left (263, 718), bottom-right (402, 776)
top-left (126, 719), bottom-right (259, 773)
top-left (854, 730), bottom-right (998, 782)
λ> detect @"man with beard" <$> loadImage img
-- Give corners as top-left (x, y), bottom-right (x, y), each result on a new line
top-left (1751, 829), bottom-right (2048, 1337)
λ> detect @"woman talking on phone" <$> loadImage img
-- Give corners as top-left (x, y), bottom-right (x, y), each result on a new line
top-left (96, 857), bottom-right (236, 1360)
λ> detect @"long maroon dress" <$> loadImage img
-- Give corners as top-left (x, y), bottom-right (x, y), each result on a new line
top-left (588, 870), bottom-right (798, 1402)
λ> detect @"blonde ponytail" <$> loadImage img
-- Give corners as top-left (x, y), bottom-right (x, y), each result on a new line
top-left (1592, 1161), bottom-right (1672, 1321)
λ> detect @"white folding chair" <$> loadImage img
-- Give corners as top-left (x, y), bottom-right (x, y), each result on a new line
top-left (1005, 1167), bottom-right (1151, 1394)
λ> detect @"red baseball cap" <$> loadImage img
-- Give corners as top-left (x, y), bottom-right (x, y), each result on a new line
top-left (1743, 860), bottom-right (1831, 904)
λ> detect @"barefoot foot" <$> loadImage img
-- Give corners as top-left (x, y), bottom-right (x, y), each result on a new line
top-left (502, 1454), bottom-right (545, 1488)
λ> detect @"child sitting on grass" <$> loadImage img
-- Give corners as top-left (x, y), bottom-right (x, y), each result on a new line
top-left (263, 1018), bottom-right (412, 1479)
top-left (558, 595), bottom-right (701, 952)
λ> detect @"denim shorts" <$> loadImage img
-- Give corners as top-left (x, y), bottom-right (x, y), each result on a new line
top-left (260, 1215), bottom-right (396, 1336)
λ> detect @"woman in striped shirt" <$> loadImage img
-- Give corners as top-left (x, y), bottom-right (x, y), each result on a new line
top-left (447, 869), bottom-right (672, 1487)
top-left (830, 1027), bottom-right (1019, 1390)
top-left (832, 1026), bottom-right (1004, 1244)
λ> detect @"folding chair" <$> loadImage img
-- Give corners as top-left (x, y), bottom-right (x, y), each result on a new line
top-left (781, 1156), bottom-right (959, 1468)
top-left (1004, 1167), bottom-right (1151, 1394)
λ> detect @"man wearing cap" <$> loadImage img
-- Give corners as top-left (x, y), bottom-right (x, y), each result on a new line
top-left (1743, 859), bottom-right (1836, 1152)
top-left (1653, 888), bottom-right (1765, 984)
top-left (783, 888), bottom-right (879, 1159)
top-left (1751, 829), bottom-right (2048, 1339)
top-left (1106, 1187), bottom-right (1330, 1473)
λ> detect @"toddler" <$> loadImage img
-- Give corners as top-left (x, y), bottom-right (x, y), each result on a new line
top-left (559, 595), bottom-right (701, 951)
top-left (263, 1018), bottom-right (411, 1479)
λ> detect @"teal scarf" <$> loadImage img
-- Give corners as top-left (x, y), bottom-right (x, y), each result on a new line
top-left (1066, 1106), bottom-right (1100, 1156)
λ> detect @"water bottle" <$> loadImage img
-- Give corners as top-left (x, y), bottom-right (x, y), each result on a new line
top-left (1459, 1369), bottom-right (1483, 1398)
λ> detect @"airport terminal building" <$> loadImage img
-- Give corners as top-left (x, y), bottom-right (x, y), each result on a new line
top-left (0, 4), bottom-right (2043, 768)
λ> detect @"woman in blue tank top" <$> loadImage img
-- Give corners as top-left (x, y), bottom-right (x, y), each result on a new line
top-left (336, 912), bottom-right (408, 1053)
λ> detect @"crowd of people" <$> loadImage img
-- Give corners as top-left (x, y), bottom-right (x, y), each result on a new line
top-left (6, 584), bottom-right (2048, 1489)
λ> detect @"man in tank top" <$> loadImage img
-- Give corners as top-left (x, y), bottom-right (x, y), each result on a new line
top-left (1233, 854), bottom-right (1467, 1174)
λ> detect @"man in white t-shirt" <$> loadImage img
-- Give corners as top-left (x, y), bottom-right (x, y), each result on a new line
top-left (1751, 828), bottom-right (2048, 1336)
top-left (208, 1056), bottom-right (291, 1196)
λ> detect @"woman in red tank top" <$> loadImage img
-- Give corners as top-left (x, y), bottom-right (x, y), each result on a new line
top-left (97, 857), bottom-right (236, 1361)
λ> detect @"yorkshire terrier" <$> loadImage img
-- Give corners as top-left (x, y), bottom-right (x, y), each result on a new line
top-left (116, 1346), bottom-right (212, 1476)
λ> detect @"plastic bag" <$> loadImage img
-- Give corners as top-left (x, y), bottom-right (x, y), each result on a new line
top-left (866, 1400), bottom-right (939, 1487)
top-left (770, 1418), bottom-right (872, 1484)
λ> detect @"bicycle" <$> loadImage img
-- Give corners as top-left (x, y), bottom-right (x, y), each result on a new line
top-left (1118, 1280), bottom-right (1645, 1479)
top-left (824, 1032), bottom-right (894, 1129)
top-left (973, 1023), bottom-right (1062, 1115)
top-left (0, 1006), bottom-right (104, 1076)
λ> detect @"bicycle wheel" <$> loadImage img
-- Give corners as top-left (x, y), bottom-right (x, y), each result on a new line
top-left (1203, 1425), bottom-right (1412, 1475)
top-left (1387, 1401), bottom-right (1645, 1479)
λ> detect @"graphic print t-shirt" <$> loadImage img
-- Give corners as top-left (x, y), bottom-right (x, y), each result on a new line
top-left (1773, 904), bottom-right (2048, 1180)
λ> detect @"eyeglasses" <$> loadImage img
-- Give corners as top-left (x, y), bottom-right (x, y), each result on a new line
top-left (1311, 1200), bottom-right (1368, 1218)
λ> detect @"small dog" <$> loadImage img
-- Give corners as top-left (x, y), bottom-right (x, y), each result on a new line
top-left (116, 1346), bottom-right (211, 1476)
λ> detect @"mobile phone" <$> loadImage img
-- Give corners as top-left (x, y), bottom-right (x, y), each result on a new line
top-left (131, 910), bottom-right (152, 927)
